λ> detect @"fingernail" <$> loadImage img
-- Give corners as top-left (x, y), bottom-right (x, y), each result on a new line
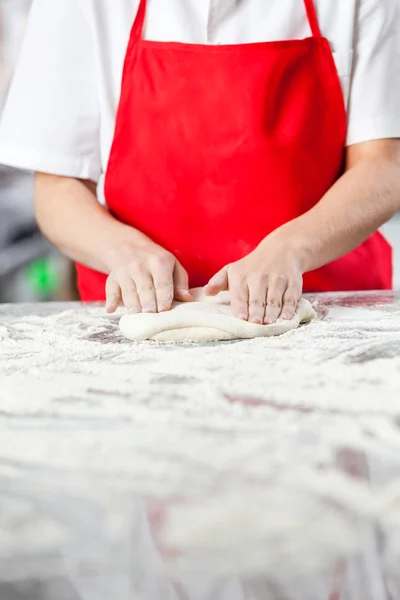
top-left (143, 303), bottom-right (156, 313)
top-left (158, 303), bottom-right (169, 312)
top-left (264, 318), bottom-right (276, 325)
top-left (178, 289), bottom-right (192, 300)
top-left (250, 317), bottom-right (262, 324)
top-left (106, 303), bottom-right (115, 313)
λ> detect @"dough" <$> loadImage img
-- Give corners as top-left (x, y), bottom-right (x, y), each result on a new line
top-left (119, 288), bottom-right (316, 343)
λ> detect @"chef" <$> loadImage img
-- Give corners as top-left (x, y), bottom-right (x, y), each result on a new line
top-left (0, 0), bottom-right (399, 325)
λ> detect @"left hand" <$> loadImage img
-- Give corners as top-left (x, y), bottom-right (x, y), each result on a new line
top-left (204, 233), bottom-right (303, 324)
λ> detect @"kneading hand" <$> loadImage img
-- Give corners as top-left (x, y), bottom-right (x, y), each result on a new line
top-left (105, 242), bottom-right (191, 314)
top-left (204, 235), bottom-right (303, 324)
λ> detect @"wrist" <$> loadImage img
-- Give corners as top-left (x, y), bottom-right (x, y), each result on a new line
top-left (261, 221), bottom-right (315, 274)
top-left (101, 226), bottom-right (153, 273)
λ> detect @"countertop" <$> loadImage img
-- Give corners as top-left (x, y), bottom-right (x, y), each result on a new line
top-left (1, 292), bottom-right (400, 600)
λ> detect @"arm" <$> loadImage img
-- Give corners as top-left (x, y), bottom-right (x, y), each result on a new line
top-left (205, 139), bottom-right (400, 322)
top-left (35, 174), bottom-right (147, 273)
top-left (35, 174), bottom-right (191, 311)
top-left (285, 139), bottom-right (400, 272)
top-left (207, 0), bottom-right (400, 323)
top-left (0, 0), bottom-right (190, 312)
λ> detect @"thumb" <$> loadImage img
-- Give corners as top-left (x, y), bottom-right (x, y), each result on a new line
top-left (204, 267), bottom-right (229, 296)
top-left (173, 262), bottom-right (192, 302)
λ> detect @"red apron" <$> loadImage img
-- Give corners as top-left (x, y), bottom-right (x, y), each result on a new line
top-left (76, 0), bottom-right (392, 301)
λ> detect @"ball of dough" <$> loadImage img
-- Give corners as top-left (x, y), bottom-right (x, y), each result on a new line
top-left (119, 289), bottom-right (316, 343)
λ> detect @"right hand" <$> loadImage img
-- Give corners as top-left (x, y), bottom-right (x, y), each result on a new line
top-left (105, 242), bottom-right (192, 314)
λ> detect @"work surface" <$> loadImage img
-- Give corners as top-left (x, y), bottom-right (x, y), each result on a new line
top-left (1, 292), bottom-right (400, 600)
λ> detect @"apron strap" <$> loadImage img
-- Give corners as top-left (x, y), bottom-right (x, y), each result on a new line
top-left (132, 0), bottom-right (147, 40)
top-left (303, 0), bottom-right (322, 38)
top-left (133, 0), bottom-right (321, 42)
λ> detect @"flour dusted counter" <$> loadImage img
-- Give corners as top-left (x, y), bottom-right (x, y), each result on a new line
top-left (1, 292), bottom-right (400, 600)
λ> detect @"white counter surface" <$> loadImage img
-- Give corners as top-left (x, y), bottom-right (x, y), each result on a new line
top-left (1, 292), bottom-right (400, 599)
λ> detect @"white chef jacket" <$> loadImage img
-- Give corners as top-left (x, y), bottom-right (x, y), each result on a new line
top-left (0, 0), bottom-right (399, 190)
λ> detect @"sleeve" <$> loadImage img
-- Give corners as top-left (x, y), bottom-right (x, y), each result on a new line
top-left (0, 0), bottom-right (101, 181)
top-left (346, 0), bottom-right (400, 146)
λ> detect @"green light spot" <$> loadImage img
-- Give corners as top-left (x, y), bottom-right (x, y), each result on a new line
top-left (25, 258), bottom-right (59, 297)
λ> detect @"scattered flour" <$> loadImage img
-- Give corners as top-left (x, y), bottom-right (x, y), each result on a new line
top-left (0, 299), bottom-right (400, 585)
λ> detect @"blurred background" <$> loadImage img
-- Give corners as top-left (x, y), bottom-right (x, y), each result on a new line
top-left (0, 0), bottom-right (78, 302)
top-left (0, 0), bottom-right (399, 303)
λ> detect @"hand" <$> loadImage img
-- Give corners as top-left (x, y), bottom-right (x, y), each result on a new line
top-left (204, 234), bottom-right (303, 324)
top-left (105, 241), bottom-right (192, 314)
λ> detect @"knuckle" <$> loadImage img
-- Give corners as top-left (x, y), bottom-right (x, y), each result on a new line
top-left (231, 277), bottom-right (247, 291)
top-left (132, 261), bottom-right (147, 275)
top-left (106, 285), bottom-right (120, 300)
top-left (107, 289), bottom-right (117, 300)
top-left (108, 283), bottom-right (120, 295)
top-left (274, 273), bottom-right (288, 284)
top-left (267, 297), bottom-right (282, 308)
top-left (283, 298), bottom-right (297, 307)
top-left (258, 276), bottom-right (269, 287)
top-left (154, 252), bottom-right (174, 268)
top-left (254, 272), bottom-right (268, 283)
top-left (114, 265), bottom-right (128, 279)
top-left (138, 284), bottom-right (155, 294)
top-left (250, 299), bottom-right (266, 308)
top-left (122, 283), bottom-right (138, 297)
top-left (247, 275), bottom-right (264, 288)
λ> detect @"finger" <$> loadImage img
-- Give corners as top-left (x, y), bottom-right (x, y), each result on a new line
top-left (130, 269), bottom-right (157, 313)
top-left (280, 287), bottom-right (301, 321)
top-left (154, 279), bottom-right (174, 312)
top-left (105, 277), bottom-right (122, 313)
top-left (248, 279), bottom-right (268, 324)
top-left (264, 276), bottom-right (287, 324)
top-left (152, 268), bottom-right (175, 313)
top-left (229, 277), bottom-right (249, 321)
top-left (204, 267), bottom-right (229, 296)
top-left (116, 274), bottom-right (141, 313)
top-left (173, 262), bottom-right (192, 302)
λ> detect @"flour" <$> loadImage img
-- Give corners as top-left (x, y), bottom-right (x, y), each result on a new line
top-left (324, 307), bottom-right (390, 321)
top-left (1, 300), bottom-right (400, 582)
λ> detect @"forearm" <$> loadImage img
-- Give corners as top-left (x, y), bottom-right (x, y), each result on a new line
top-left (281, 146), bottom-right (400, 272)
top-left (35, 174), bottom-right (149, 273)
